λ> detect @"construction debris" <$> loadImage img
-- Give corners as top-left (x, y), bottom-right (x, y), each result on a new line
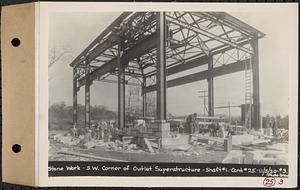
top-left (144, 138), bottom-right (155, 153)
top-left (58, 151), bottom-right (128, 162)
top-left (222, 142), bottom-right (288, 164)
top-left (83, 140), bottom-right (104, 149)
top-left (50, 115), bottom-right (288, 165)
top-left (274, 128), bottom-right (288, 143)
top-left (53, 133), bottom-right (80, 146)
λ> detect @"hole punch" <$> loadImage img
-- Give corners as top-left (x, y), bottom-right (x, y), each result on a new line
top-left (11, 38), bottom-right (21, 47)
top-left (12, 144), bottom-right (21, 153)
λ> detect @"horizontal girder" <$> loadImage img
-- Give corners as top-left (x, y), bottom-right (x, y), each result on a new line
top-left (142, 58), bottom-right (251, 94)
top-left (78, 32), bottom-right (158, 87)
top-left (70, 12), bottom-right (132, 67)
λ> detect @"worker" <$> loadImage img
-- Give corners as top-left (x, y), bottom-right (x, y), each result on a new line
top-left (219, 123), bottom-right (226, 138)
top-left (179, 122), bottom-right (184, 134)
top-left (227, 124), bottom-right (234, 137)
top-left (90, 124), bottom-right (97, 139)
top-left (93, 123), bottom-right (102, 140)
top-left (71, 122), bottom-right (79, 137)
top-left (214, 122), bottom-right (221, 137)
top-left (271, 118), bottom-right (278, 137)
top-left (186, 113), bottom-right (198, 144)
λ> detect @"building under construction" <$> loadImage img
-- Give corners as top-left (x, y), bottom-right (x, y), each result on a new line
top-left (70, 12), bottom-right (265, 146)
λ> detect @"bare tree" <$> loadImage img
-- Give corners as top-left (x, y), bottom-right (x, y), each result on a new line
top-left (49, 46), bottom-right (73, 68)
top-left (48, 46), bottom-right (74, 81)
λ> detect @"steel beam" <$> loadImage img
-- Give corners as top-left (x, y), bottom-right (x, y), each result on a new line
top-left (85, 63), bottom-right (91, 128)
top-left (70, 12), bottom-right (132, 67)
top-left (167, 16), bottom-right (254, 55)
top-left (147, 56), bottom-right (209, 77)
top-left (117, 44), bottom-right (126, 130)
top-left (142, 59), bottom-right (251, 94)
top-left (78, 33), bottom-right (158, 88)
top-left (156, 12), bottom-right (167, 120)
top-left (86, 36), bottom-right (116, 63)
top-left (142, 77), bottom-right (147, 117)
top-left (145, 39), bottom-right (251, 78)
top-left (251, 36), bottom-right (261, 130)
top-left (208, 55), bottom-right (214, 116)
top-left (73, 68), bottom-right (78, 124)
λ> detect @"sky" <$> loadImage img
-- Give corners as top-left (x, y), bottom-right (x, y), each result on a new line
top-left (48, 10), bottom-right (296, 117)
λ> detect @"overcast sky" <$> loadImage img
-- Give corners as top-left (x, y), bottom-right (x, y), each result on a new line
top-left (48, 11), bottom-right (295, 117)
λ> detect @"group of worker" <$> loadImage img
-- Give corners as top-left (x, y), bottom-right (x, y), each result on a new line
top-left (185, 113), bottom-right (235, 138)
top-left (71, 121), bottom-right (117, 143)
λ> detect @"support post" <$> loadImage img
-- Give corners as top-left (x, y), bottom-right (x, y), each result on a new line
top-left (118, 44), bottom-right (126, 130)
top-left (142, 77), bottom-right (147, 117)
top-left (156, 12), bottom-right (167, 120)
top-left (208, 55), bottom-right (214, 116)
top-left (251, 35), bottom-right (260, 130)
top-left (73, 68), bottom-right (78, 124)
top-left (85, 62), bottom-right (91, 128)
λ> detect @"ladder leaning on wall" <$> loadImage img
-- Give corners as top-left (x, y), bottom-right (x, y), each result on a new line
top-left (244, 57), bottom-right (252, 130)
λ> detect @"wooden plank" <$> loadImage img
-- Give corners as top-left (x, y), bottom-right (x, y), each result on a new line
top-left (191, 134), bottom-right (225, 144)
top-left (144, 138), bottom-right (155, 153)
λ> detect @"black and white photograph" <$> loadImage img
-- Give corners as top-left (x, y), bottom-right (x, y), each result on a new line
top-left (47, 9), bottom-right (293, 167)
top-left (40, 5), bottom-right (297, 187)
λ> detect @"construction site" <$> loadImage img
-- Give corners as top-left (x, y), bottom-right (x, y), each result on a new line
top-left (49, 12), bottom-right (289, 164)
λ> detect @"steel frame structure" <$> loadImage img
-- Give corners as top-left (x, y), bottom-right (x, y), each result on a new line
top-left (70, 12), bottom-right (265, 130)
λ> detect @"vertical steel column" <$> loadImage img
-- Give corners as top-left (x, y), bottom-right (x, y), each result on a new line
top-left (85, 62), bottom-right (91, 128)
top-left (118, 44), bottom-right (125, 130)
top-left (156, 12), bottom-right (167, 120)
top-left (251, 35), bottom-right (261, 130)
top-left (73, 68), bottom-right (78, 124)
top-left (208, 55), bottom-right (214, 116)
top-left (142, 77), bottom-right (147, 117)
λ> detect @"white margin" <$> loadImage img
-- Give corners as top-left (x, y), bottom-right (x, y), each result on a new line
top-left (37, 2), bottom-right (298, 187)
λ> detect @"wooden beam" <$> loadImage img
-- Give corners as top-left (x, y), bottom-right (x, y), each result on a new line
top-left (142, 59), bottom-right (250, 94)
top-left (144, 138), bottom-right (155, 153)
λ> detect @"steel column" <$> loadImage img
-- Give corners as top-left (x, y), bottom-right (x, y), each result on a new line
top-left (208, 55), bottom-right (214, 116)
top-left (142, 77), bottom-right (147, 117)
top-left (85, 62), bottom-right (91, 128)
top-left (118, 44), bottom-right (126, 130)
top-left (156, 12), bottom-right (167, 120)
top-left (73, 68), bottom-right (78, 124)
top-left (251, 36), bottom-right (261, 130)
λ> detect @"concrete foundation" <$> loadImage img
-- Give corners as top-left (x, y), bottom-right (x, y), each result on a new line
top-left (148, 120), bottom-right (171, 147)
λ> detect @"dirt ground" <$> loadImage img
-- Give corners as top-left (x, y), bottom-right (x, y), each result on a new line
top-left (49, 130), bottom-right (228, 163)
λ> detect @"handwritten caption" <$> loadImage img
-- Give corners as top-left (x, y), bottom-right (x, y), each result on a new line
top-left (48, 163), bottom-right (288, 177)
